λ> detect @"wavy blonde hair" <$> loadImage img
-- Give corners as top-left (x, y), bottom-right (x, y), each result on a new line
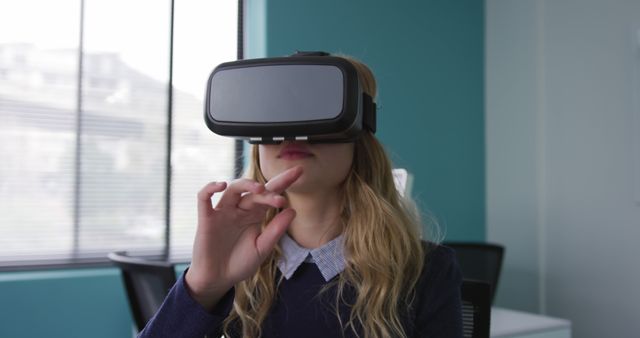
top-left (223, 57), bottom-right (426, 338)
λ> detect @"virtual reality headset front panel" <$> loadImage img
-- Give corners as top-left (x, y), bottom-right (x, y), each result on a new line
top-left (204, 53), bottom-right (376, 144)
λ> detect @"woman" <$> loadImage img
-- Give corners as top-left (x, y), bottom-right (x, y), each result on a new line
top-left (140, 57), bottom-right (463, 338)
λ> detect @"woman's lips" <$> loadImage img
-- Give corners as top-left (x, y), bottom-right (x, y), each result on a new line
top-left (279, 151), bottom-right (313, 160)
top-left (278, 143), bottom-right (313, 160)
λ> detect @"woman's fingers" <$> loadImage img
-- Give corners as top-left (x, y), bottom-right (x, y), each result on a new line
top-left (264, 166), bottom-right (303, 194)
top-left (197, 181), bottom-right (227, 216)
top-left (216, 178), bottom-right (265, 209)
top-left (234, 166), bottom-right (303, 212)
top-left (256, 208), bottom-right (296, 259)
top-left (211, 167), bottom-right (302, 212)
top-left (237, 191), bottom-right (287, 211)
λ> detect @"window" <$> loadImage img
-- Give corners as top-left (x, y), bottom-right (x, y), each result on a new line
top-left (0, 0), bottom-right (240, 269)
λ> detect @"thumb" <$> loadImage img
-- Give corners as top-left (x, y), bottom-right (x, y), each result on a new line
top-left (255, 208), bottom-right (296, 260)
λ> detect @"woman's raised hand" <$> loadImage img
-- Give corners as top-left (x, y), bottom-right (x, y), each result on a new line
top-left (185, 166), bottom-right (303, 310)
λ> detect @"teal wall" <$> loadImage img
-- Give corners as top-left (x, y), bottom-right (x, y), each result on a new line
top-left (0, 268), bottom-right (133, 338)
top-left (0, 265), bottom-right (188, 338)
top-left (0, 1), bottom-right (484, 337)
top-left (252, 0), bottom-right (486, 240)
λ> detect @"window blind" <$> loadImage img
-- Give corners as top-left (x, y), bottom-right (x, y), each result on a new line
top-left (0, 0), bottom-right (82, 264)
top-left (170, 0), bottom-right (238, 259)
top-left (0, 0), bottom-right (239, 268)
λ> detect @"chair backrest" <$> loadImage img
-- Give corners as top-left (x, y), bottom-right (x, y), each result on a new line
top-left (108, 251), bottom-right (177, 332)
top-left (445, 242), bottom-right (504, 303)
top-left (461, 279), bottom-right (492, 338)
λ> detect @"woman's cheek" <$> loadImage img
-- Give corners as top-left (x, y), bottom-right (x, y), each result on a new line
top-left (257, 145), bottom-right (277, 181)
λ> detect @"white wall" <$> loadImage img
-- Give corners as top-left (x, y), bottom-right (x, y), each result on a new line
top-left (486, 0), bottom-right (543, 313)
top-left (487, 1), bottom-right (640, 337)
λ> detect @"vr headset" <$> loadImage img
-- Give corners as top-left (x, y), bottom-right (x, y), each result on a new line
top-left (204, 51), bottom-right (376, 144)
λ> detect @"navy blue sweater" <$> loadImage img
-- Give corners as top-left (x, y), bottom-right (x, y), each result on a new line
top-left (139, 244), bottom-right (462, 337)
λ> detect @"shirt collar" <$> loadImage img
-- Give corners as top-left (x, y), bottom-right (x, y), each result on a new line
top-left (277, 233), bottom-right (346, 282)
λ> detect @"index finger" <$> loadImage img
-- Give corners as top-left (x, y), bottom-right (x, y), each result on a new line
top-left (197, 181), bottom-right (227, 216)
top-left (264, 166), bottom-right (303, 193)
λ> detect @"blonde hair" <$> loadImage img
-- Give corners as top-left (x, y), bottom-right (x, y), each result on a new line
top-left (223, 57), bottom-right (426, 338)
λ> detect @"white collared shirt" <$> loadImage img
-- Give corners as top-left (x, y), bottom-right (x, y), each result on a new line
top-left (277, 233), bottom-right (346, 282)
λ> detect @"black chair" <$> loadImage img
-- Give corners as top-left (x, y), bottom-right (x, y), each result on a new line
top-left (460, 279), bottom-right (492, 338)
top-left (445, 242), bottom-right (504, 304)
top-left (108, 251), bottom-right (177, 332)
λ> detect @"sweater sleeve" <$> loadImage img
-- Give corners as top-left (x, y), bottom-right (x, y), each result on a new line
top-left (413, 244), bottom-right (463, 338)
top-left (137, 269), bottom-right (235, 338)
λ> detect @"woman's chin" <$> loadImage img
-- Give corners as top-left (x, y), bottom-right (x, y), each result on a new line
top-left (283, 177), bottom-right (323, 195)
